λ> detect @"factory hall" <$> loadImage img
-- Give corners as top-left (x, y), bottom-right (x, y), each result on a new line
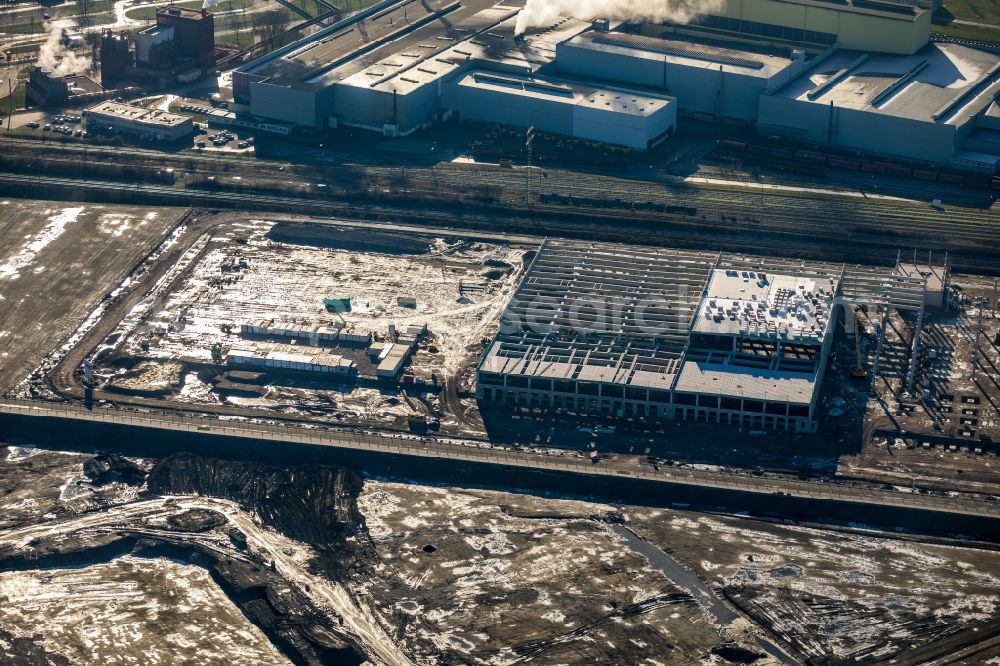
top-left (225, 0), bottom-right (1000, 165)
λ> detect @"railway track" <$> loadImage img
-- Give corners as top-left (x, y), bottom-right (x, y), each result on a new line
top-left (2, 167), bottom-right (998, 274)
top-left (8, 135), bottom-right (996, 231)
top-left (4, 134), bottom-right (1000, 267)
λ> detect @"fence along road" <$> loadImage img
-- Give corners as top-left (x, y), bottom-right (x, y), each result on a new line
top-left (1, 398), bottom-right (997, 520)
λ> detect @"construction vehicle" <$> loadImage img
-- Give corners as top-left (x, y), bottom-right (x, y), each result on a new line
top-left (851, 307), bottom-right (869, 379)
top-left (408, 413), bottom-right (427, 432)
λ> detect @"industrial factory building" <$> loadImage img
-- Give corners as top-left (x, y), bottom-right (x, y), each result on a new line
top-left (477, 240), bottom-right (930, 433)
top-left (441, 70), bottom-right (676, 150)
top-left (83, 101), bottom-right (194, 141)
top-left (757, 43), bottom-right (1000, 169)
top-left (701, 0), bottom-right (932, 55)
top-left (230, 0), bottom-right (1000, 165)
top-left (555, 30), bottom-right (809, 124)
top-left (101, 5), bottom-right (215, 88)
top-left (26, 68), bottom-right (104, 108)
top-left (233, 0), bottom-right (674, 148)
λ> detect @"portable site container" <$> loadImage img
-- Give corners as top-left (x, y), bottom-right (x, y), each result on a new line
top-left (316, 325), bottom-right (342, 341)
top-left (226, 349), bottom-right (256, 366)
top-left (338, 330), bottom-right (372, 344)
top-left (376, 345), bottom-right (410, 378)
top-left (325, 296), bottom-right (351, 312)
top-left (240, 319), bottom-right (272, 336)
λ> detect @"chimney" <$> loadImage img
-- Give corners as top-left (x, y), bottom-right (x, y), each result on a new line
top-left (592, 18), bottom-right (610, 32)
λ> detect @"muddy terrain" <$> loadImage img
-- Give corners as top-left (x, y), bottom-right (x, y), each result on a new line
top-left (0, 200), bottom-right (184, 392)
top-left (2, 443), bottom-right (998, 665)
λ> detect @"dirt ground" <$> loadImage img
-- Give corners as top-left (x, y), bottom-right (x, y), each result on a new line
top-left (0, 556), bottom-right (291, 666)
top-left (89, 219), bottom-right (526, 433)
top-left (352, 481), bottom-right (1000, 665)
top-left (626, 508), bottom-right (1000, 664)
top-left (1, 444), bottom-right (998, 665)
top-left (0, 199), bottom-right (183, 393)
top-left (355, 481), bottom-right (732, 664)
top-left (0, 445), bottom-right (147, 530)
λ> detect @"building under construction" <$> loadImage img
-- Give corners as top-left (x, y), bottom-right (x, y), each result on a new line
top-left (477, 240), bottom-right (939, 433)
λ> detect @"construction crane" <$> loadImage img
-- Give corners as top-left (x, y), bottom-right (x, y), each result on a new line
top-left (851, 307), bottom-right (869, 379)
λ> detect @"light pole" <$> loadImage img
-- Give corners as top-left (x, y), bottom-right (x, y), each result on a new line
top-left (524, 125), bottom-right (534, 206)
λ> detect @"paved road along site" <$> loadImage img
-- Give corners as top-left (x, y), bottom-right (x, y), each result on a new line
top-left (2, 398), bottom-right (997, 520)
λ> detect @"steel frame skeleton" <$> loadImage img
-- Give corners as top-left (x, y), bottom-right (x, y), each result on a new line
top-left (478, 240), bottom-right (936, 431)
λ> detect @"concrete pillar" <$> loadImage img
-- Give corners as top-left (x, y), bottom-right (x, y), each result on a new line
top-left (843, 302), bottom-right (857, 334)
top-left (871, 308), bottom-right (887, 383)
top-left (906, 288), bottom-right (926, 394)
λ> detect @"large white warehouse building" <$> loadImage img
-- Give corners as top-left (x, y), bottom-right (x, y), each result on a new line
top-left (232, 0), bottom-right (1000, 167)
top-left (442, 70), bottom-right (675, 150)
top-left (234, 0), bottom-right (675, 149)
top-left (556, 30), bottom-right (809, 124)
top-left (757, 43), bottom-right (1000, 169)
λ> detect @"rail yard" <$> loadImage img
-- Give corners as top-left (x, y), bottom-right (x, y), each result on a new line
top-left (2, 134), bottom-right (1000, 271)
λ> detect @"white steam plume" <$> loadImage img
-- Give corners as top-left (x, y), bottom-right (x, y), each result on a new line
top-left (37, 27), bottom-right (92, 77)
top-left (514, 0), bottom-right (722, 36)
top-left (202, 0), bottom-right (222, 8)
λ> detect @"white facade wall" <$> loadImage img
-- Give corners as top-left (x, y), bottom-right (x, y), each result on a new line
top-left (572, 100), bottom-right (675, 149)
top-left (135, 25), bottom-right (174, 64)
top-left (443, 79), bottom-right (675, 150)
top-left (443, 82), bottom-right (575, 137)
top-left (757, 94), bottom-right (958, 163)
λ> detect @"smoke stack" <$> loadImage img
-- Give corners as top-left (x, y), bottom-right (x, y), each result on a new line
top-left (592, 18), bottom-right (610, 31)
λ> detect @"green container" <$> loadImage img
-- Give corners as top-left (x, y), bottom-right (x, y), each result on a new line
top-left (324, 296), bottom-right (351, 312)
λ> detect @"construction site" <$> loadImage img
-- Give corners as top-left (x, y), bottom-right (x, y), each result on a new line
top-left (76, 218), bottom-right (524, 432)
top-left (0, 137), bottom-right (997, 664)
top-left (0, 199), bottom-right (988, 506)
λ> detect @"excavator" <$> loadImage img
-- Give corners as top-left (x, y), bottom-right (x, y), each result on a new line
top-left (851, 306), bottom-right (869, 379)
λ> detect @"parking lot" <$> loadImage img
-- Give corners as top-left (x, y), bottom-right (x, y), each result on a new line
top-left (195, 127), bottom-right (255, 152)
top-left (25, 112), bottom-right (86, 138)
top-left (10, 96), bottom-right (259, 150)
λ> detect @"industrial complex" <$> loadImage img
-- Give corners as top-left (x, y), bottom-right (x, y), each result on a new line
top-left (225, 0), bottom-right (1000, 164)
top-left (101, 5), bottom-right (215, 88)
top-left (5, 0), bottom-right (1000, 658)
